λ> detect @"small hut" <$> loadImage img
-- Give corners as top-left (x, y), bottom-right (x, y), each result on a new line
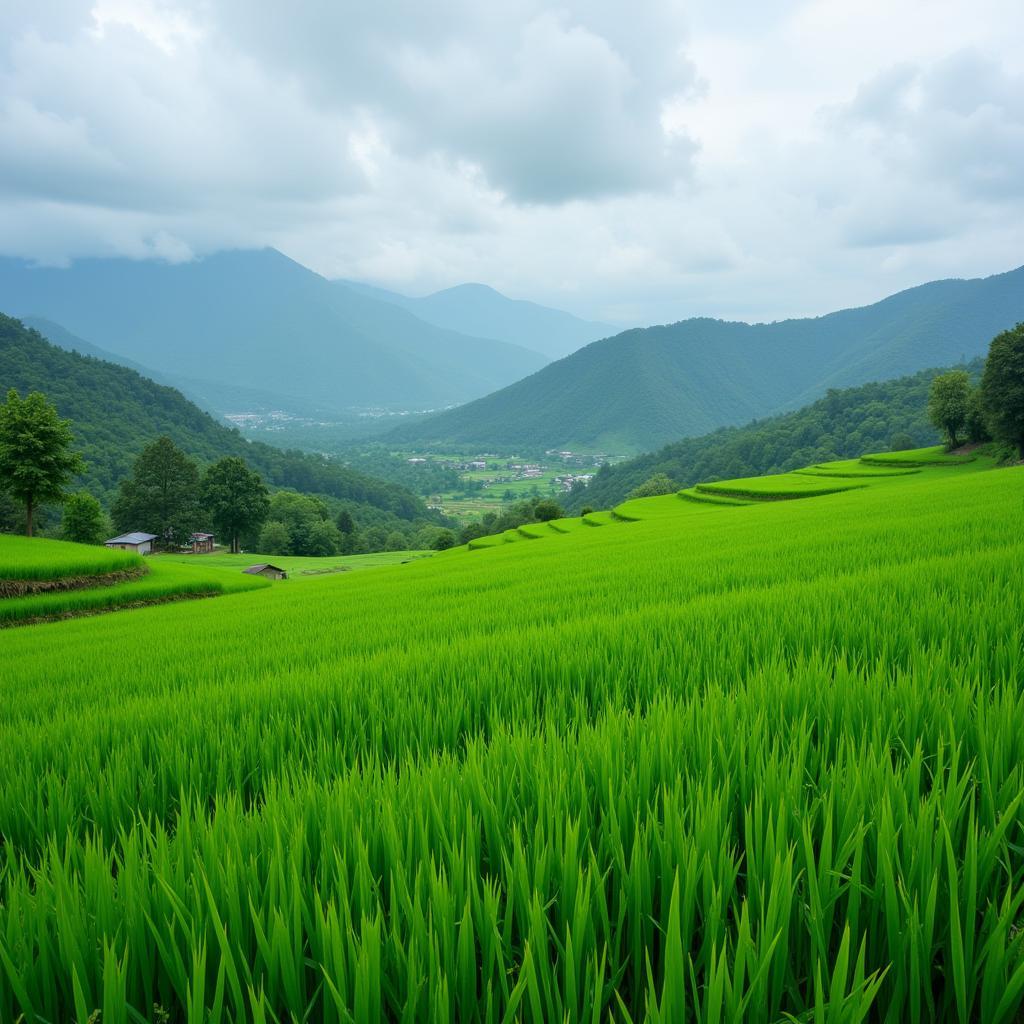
top-left (243, 563), bottom-right (288, 580)
top-left (190, 532), bottom-right (215, 554)
top-left (105, 532), bottom-right (157, 555)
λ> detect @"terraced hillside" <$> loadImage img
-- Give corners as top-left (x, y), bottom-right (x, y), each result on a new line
top-left (0, 536), bottom-right (268, 625)
top-left (2, 449), bottom-right (1023, 1022)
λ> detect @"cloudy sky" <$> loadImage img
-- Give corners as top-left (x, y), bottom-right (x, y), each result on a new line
top-left (1, 0), bottom-right (1022, 326)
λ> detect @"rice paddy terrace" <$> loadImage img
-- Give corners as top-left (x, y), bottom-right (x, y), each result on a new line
top-left (0, 537), bottom-right (267, 626)
top-left (2, 446), bottom-right (1024, 1022)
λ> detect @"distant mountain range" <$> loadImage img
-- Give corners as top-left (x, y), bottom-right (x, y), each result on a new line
top-left (390, 265), bottom-right (1024, 453)
top-left (344, 280), bottom-right (614, 360)
top-left (0, 249), bottom-right (551, 416)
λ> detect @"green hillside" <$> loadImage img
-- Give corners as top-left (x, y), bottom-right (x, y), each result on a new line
top-left (568, 362), bottom-right (974, 512)
top-left (391, 265), bottom-right (1024, 452)
top-left (2, 449), bottom-right (1022, 1022)
top-left (0, 249), bottom-right (548, 415)
top-left (0, 314), bottom-right (430, 526)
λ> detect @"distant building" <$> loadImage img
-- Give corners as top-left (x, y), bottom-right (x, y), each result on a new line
top-left (190, 532), bottom-right (215, 554)
top-left (243, 563), bottom-right (288, 580)
top-left (105, 532), bottom-right (158, 555)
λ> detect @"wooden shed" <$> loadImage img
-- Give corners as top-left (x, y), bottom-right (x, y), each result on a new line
top-left (190, 532), bottom-right (215, 554)
top-left (105, 532), bottom-right (158, 555)
top-left (243, 563), bottom-right (288, 580)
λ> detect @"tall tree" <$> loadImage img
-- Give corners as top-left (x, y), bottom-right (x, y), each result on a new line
top-left (927, 370), bottom-right (971, 449)
top-left (980, 323), bottom-right (1024, 458)
top-left (0, 389), bottom-right (84, 536)
top-left (112, 436), bottom-right (201, 548)
top-left (62, 492), bottom-right (108, 545)
top-left (202, 457), bottom-right (270, 554)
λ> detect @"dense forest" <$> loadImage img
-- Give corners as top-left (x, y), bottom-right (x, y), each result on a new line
top-left (567, 362), bottom-right (982, 512)
top-left (0, 314), bottom-right (441, 537)
top-left (392, 266), bottom-right (1024, 453)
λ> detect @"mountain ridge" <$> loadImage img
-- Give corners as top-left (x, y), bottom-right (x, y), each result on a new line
top-left (390, 264), bottom-right (1024, 453)
top-left (0, 249), bottom-right (549, 416)
top-left (338, 278), bottom-right (615, 359)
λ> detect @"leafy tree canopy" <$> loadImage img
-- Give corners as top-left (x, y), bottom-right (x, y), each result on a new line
top-left (980, 323), bottom-right (1024, 458)
top-left (201, 456), bottom-right (270, 554)
top-left (62, 491), bottom-right (108, 545)
top-left (927, 370), bottom-right (971, 449)
top-left (112, 436), bottom-right (201, 548)
top-left (0, 388), bottom-right (84, 536)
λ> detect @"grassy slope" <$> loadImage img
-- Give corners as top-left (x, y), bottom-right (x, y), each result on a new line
top-left (0, 534), bottom-right (142, 580)
top-left (0, 545), bottom-right (269, 625)
top-left (568, 363), bottom-right (983, 513)
top-left (1, 455), bottom-right (1023, 1021)
top-left (154, 549), bottom-right (432, 579)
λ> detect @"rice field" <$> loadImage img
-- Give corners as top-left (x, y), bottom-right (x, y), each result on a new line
top-left (1, 454), bottom-right (1023, 1022)
top-left (154, 550), bottom-right (432, 580)
top-left (0, 550), bottom-right (269, 625)
top-left (0, 534), bottom-right (142, 581)
top-left (860, 445), bottom-right (977, 467)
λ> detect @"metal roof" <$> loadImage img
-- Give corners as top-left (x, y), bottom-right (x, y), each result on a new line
top-left (106, 532), bottom-right (157, 544)
top-left (243, 563), bottom-right (284, 574)
top-left (191, 532), bottom-right (214, 539)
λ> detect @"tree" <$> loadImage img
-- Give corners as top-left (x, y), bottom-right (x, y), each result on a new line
top-left (113, 437), bottom-right (201, 548)
top-left (0, 389), bottom-right (84, 536)
top-left (269, 491), bottom-right (331, 555)
top-left (385, 530), bottom-right (407, 551)
top-left (980, 323), bottom-right (1024, 458)
top-left (432, 528), bottom-right (457, 551)
top-left (361, 525), bottom-right (388, 552)
top-left (627, 473), bottom-right (678, 499)
top-left (927, 370), bottom-right (971, 449)
top-left (258, 519), bottom-right (291, 555)
top-left (889, 432), bottom-right (915, 452)
top-left (307, 519), bottom-right (342, 557)
top-left (201, 457), bottom-right (270, 554)
top-left (533, 498), bottom-right (564, 522)
top-left (336, 509), bottom-right (355, 536)
top-left (62, 492), bottom-right (108, 545)
top-left (965, 389), bottom-right (991, 444)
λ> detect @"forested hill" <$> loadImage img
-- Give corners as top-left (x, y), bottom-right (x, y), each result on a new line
top-left (390, 264), bottom-right (1024, 453)
top-left (0, 314), bottom-right (430, 524)
top-left (568, 363), bottom-right (978, 512)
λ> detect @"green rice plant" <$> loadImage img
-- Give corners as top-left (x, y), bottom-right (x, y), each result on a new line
top-left (155, 549), bottom-right (430, 579)
top-left (678, 486), bottom-right (755, 506)
top-left (0, 534), bottom-right (142, 581)
top-left (0, 463), bottom-right (1022, 1022)
top-left (860, 446), bottom-right (976, 466)
top-left (696, 473), bottom-right (868, 501)
top-left (517, 523), bottom-right (550, 539)
top-left (795, 459), bottom-right (920, 479)
top-left (0, 559), bottom-right (268, 625)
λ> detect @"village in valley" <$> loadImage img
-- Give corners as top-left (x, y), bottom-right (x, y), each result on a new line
top-left (405, 449), bottom-right (620, 524)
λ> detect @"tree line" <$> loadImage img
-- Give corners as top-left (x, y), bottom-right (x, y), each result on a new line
top-left (927, 324), bottom-right (1024, 454)
top-left (0, 395), bottom-right (454, 554)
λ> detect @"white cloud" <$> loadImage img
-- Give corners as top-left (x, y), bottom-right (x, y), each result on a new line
top-left (0, 0), bottom-right (1022, 323)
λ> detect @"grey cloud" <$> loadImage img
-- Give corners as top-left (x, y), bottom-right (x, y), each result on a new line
top-left (204, 2), bottom-right (698, 203)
